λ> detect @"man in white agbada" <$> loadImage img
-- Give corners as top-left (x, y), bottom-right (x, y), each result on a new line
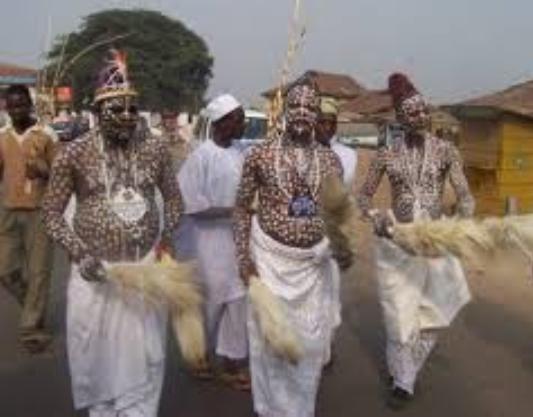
top-left (234, 83), bottom-right (343, 417)
top-left (42, 51), bottom-right (183, 417)
top-left (358, 73), bottom-right (475, 408)
top-left (316, 97), bottom-right (358, 191)
top-left (177, 94), bottom-right (250, 389)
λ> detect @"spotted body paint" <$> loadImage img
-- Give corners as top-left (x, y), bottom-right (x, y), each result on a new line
top-left (42, 130), bottom-right (182, 263)
top-left (233, 139), bottom-right (342, 271)
top-left (357, 134), bottom-right (475, 223)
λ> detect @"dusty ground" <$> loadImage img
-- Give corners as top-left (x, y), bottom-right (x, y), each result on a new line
top-left (1, 150), bottom-right (533, 416)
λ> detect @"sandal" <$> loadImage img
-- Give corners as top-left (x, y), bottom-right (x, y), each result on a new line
top-left (218, 369), bottom-right (251, 392)
top-left (19, 332), bottom-right (52, 354)
top-left (190, 363), bottom-right (215, 380)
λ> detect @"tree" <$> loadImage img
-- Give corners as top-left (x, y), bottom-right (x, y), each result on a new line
top-left (46, 9), bottom-right (213, 112)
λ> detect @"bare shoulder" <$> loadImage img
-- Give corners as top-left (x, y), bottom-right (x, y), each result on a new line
top-left (251, 141), bottom-right (274, 157)
top-left (144, 133), bottom-right (165, 149)
top-left (55, 133), bottom-right (94, 164)
top-left (318, 145), bottom-right (342, 171)
top-left (428, 134), bottom-right (451, 149)
top-left (430, 135), bottom-right (461, 161)
top-left (243, 141), bottom-right (274, 166)
top-left (318, 145), bottom-right (339, 160)
top-left (140, 134), bottom-right (171, 160)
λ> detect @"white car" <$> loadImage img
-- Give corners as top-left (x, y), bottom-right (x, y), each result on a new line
top-left (195, 108), bottom-right (268, 150)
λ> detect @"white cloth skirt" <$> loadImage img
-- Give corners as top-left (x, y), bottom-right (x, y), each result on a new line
top-left (376, 238), bottom-right (471, 394)
top-left (375, 238), bottom-right (471, 344)
top-left (248, 218), bottom-right (338, 417)
top-left (67, 254), bottom-right (168, 413)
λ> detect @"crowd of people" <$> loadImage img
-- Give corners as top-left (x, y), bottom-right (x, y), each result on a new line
top-left (0, 49), bottom-right (474, 417)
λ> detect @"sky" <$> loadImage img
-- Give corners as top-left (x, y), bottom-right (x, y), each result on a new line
top-left (1, 0), bottom-right (532, 105)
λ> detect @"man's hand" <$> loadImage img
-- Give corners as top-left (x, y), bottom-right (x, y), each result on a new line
top-left (156, 240), bottom-right (176, 261)
top-left (334, 247), bottom-right (354, 271)
top-left (25, 158), bottom-right (48, 180)
top-left (78, 255), bottom-right (106, 282)
top-left (370, 210), bottom-right (394, 238)
top-left (239, 259), bottom-right (257, 287)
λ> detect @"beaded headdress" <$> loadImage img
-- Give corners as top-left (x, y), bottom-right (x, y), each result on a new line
top-left (94, 49), bottom-right (138, 103)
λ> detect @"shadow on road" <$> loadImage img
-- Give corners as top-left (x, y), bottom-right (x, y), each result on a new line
top-left (464, 296), bottom-right (533, 372)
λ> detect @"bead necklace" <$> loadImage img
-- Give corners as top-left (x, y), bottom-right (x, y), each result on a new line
top-left (98, 132), bottom-right (146, 260)
top-left (274, 136), bottom-right (321, 200)
top-left (400, 134), bottom-right (431, 219)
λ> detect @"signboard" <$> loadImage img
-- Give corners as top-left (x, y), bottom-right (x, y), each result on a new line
top-left (55, 86), bottom-right (73, 103)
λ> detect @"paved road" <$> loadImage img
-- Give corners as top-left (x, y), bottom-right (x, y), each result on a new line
top-left (1, 235), bottom-right (533, 417)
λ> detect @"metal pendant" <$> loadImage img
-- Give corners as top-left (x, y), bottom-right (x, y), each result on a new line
top-left (109, 186), bottom-right (148, 224)
top-left (288, 194), bottom-right (317, 218)
top-left (413, 199), bottom-right (429, 221)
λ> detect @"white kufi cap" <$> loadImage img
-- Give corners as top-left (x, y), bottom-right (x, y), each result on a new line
top-left (205, 94), bottom-right (241, 122)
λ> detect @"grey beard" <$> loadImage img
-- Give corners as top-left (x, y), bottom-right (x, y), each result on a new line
top-left (101, 126), bottom-right (136, 148)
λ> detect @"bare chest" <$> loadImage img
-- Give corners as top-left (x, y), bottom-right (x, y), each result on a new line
top-left (72, 145), bottom-right (162, 199)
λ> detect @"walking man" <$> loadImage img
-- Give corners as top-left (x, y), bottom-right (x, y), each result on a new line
top-left (0, 84), bottom-right (56, 353)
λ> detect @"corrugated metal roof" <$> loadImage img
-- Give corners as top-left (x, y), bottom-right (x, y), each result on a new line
top-left (447, 80), bottom-right (533, 120)
top-left (340, 89), bottom-right (393, 121)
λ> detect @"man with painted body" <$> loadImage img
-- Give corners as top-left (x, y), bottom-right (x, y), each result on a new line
top-left (234, 83), bottom-right (342, 417)
top-left (42, 51), bottom-right (182, 417)
top-left (316, 97), bottom-right (358, 191)
top-left (358, 73), bottom-right (475, 408)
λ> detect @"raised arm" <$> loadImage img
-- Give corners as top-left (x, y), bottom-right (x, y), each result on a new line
top-left (446, 143), bottom-right (475, 217)
top-left (357, 148), bottom-right (386, 219)
top-left (41, 148), bottom-right (87, 262)
top-left (233, 150), bottom-right (260, 284)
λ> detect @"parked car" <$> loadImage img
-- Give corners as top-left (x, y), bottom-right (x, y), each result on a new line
top-left (337, 134), bottom-right (382, 149)
top-left (51, 117), bottom-right (90, 142)
top-left (195, 108), bottom-right (268, 150)
top-left (51, 120), bottom-right (75, 142)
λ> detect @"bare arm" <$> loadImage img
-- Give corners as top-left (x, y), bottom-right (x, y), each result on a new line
top-left (158, 145), bottom-right (183, 251)
top-left (233, 151), bottom-right (260, 283)
top-left (41, 148), bottom-right (88, 262)
top-left (447, 143), bottom-right (475, 217)
top-left (357, 148), bottom-right (386, 219)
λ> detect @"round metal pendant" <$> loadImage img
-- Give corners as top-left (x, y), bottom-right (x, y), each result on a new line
top-left (288, 194), bottom-right (317, 218)
top-left (109, 186), bottom-right (148, 224)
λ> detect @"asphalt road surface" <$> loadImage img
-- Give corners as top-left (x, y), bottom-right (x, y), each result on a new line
top-left (1, 232), bottom-right (533, 417)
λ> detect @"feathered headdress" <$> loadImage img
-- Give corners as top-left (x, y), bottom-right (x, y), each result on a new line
top-left (94, 49), bottom-right (138, 103)
top-left (388, 72), bottom-right (419, 111)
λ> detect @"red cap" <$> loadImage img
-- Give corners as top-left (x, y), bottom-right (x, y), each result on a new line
top-left (388, 73), bottom-right (419, 110)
